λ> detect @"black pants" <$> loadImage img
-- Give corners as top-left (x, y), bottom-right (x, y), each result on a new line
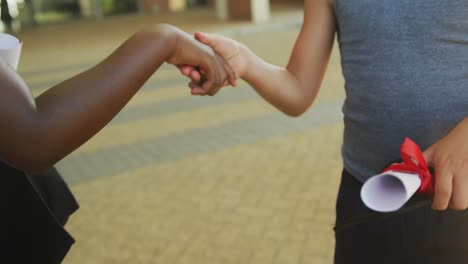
top-left (334, 170), bottom-right (468, 264)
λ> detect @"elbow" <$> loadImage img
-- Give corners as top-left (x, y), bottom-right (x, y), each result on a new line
top-left (3, 133), bottom-right (58, 174)
top-left (23, 159), bottom-right (56, 175)
top-left (21, 141), bottom-right (59, 174)
top-left (278, 91), bottom-right (317, 117)
top-left (2, 113), bottom-right (60, 174)
top-left (282, 108), bottom-right (307, 117)
top-left (280, 102), bottom-right (311, 117)
top-left (7, 152), bottom-right (57, 175)
top-left (2, 159), bottom-right (55, 175)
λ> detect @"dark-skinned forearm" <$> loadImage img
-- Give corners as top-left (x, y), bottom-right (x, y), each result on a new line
top-left (9, 25), bottom-right (176, 173)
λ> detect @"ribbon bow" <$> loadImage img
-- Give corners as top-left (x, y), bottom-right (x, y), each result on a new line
top-left (383, 138), bottom-right (434, 195)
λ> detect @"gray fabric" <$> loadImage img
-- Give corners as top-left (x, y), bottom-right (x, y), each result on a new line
top-left (334, 0), bottom-right (468, 182)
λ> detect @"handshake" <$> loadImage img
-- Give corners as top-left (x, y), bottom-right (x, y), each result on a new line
top-left (162, 24), bottom-right (247, 96)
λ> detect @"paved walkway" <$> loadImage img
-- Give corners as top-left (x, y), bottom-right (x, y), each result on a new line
top-left (17, 5), bottom-right (346, 264)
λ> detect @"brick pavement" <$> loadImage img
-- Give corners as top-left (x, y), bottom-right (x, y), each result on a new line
top-left (16, 6), bottom-right (346, 264)
top-left (64, 123), bottom-right (343, 264)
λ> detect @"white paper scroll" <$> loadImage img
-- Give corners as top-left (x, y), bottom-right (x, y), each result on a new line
top-left (361, 171), bottom-right (422, 212)
top-left (0, 33), bottom-right (22, 70)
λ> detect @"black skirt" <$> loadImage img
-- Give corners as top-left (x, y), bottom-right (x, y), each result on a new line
top-left (0, 162), bottom-right (79, 264)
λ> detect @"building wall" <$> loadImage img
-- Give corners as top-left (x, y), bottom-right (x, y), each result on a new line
top-left (271, 0), bottom-right (303, 4)
top-left (143, 0), bottom-right (190, 12)
top-left (143, 0), bottom-right (169, 12)
top-left (227, 0), bottom-right (251, 20)
top-left (208, 0), bottom-right (303, 6)
top-left (142, 0), bottom-right (300, 18)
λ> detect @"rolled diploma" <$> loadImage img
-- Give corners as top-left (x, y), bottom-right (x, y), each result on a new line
top-left (360, 171), bottom-right (422, 212)
top-left (0, 33), bottom-right (22, 70)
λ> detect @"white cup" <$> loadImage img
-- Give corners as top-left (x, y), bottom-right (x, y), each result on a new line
top-left (0, 33), bottom-right (22, 70)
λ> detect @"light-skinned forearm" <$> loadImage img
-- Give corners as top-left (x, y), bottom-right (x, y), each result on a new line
top-left (241, 46), bottom-right (312, 117)
top-left (240, 43), bottom-right (331, 117)
top-left (236, 0), bottom-right (335, 117)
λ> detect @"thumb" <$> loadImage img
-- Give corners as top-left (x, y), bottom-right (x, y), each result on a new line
top-left (195, 32), bottom-right (217, 47)
top-left (423, 144), bottom-right (435, 167)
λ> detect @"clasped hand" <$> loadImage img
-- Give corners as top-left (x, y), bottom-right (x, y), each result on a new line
top-left (162, 26), bottom-right (239, 96)
top-left (170, 31), bottom-right (245, 96)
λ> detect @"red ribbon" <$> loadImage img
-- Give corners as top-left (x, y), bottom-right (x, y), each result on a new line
top-left (383, 138), bottom-right (434, 195)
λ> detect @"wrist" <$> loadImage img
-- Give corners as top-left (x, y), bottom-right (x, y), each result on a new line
top-left (145, 24), bottom-right (178, 63)
top-left (241, 44), bottom-right (262, 82)
top-left (238, 44), bottom-right (254, 80)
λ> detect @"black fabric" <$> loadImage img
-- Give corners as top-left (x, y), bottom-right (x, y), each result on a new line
top-left (0, 162), bottom-right (78, 263)
top-left (0, 0), bottom-right (12, 23)
top-left (334, 170), bottom-right (468, 264)
top-left (29, 167), bottom-right (79, 226)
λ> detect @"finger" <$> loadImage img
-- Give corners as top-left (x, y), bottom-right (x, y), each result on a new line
top-left (208, 81), bottom-right (224, 96)
top-left (228, 67), bottom-right (237, 86)
top-left (180, 66), bottom-right (202, 84)
top-left (423, 144), bottom-right (435, 167)
top-left (209, 56), bottom-right (230, 94)
top-left (189, 82), bottom-right (206, 96)
top-left (219, 53), bottom-right (237, 86)
top-left (450, 165), bottom-right (468, 210)
top-left (450, 178), bottom-right (468, 210)
top-left (178, 65), bottom-right (194, 76)
top-left (191, 89), bottom-right (205, 96)
top-left (207, 53), bottom-right (234, 90)
top-left (188, 81), bottom-right (201, 89)
top-left (207, 58), bottom-right (227, 94)
top-left (194, 32), bottom-right (217, 47)
top-left (201, 58), bottom-right (221, 94)
top-left (189, 70), bottom-right (202, 83)
top-left (432, 161), bottom-right (453, 210)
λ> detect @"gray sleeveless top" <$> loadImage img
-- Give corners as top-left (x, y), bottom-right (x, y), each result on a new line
top-left (335, 0), bottom-right (468, 182)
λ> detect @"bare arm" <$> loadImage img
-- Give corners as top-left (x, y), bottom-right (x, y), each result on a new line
top-left (188, 0), bottom-right (336, 116)
top-left (0, 24), bottom-right (234, 174)
top-left (243, 0), bottom-right (335, 116)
